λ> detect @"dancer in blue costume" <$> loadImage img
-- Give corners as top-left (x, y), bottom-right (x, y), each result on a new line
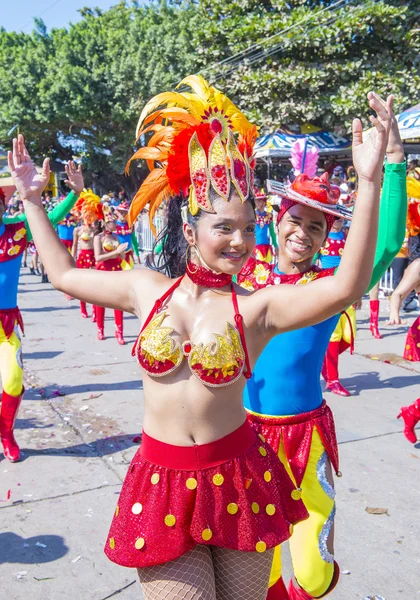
top-left (253, 190), bottom-right (278, 263)
top-left (0, 161), bottom-right (84, 462)
top-left (238, 98), bottom-right (407, 599)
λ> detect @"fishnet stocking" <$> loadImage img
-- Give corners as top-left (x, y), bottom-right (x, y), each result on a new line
top-left (138, 545), bottom-right (274, 600)
top-left (138, 545), bottom-right (216, 600)
top-left (212, 546), bottom-right (274, 600)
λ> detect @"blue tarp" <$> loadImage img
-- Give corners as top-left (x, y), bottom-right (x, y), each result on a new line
top-left (255, 129), bottom-right (351, 158)
top-left (397, 104), bottom-right (420, 141)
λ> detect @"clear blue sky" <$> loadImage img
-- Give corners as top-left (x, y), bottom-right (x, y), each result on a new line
top-left (2, 0), bottom-right (120, 33)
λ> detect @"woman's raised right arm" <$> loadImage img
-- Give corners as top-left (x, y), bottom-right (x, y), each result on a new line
top-left (8, 135), bottom-right (160, 314)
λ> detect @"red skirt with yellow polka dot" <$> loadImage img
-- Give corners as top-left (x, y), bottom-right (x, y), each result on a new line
top-left (104, 420), bottom-right (308, 567)
top-left (403, 316), bottom-right (420, 362)
top-left (96, 257), bottom-right (122, 272)
top-left (76, 249), bottom-right (95, 269)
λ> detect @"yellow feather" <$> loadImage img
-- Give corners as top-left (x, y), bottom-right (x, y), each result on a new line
top-left (177, 75), bottom-right (210, 100)
top-left (407, 177), bottom-right (420, 200)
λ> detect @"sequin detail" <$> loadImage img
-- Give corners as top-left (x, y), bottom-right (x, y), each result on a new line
top-left (317, 451), bottom-right (336, 500)
top-left (318, 504), bottom-right (336, 564)
top-left (132, 275), bottom-right (252, 388)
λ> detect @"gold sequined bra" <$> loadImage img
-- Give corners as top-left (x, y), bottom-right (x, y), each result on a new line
top-left (132, 276), bottom-right (252, 387)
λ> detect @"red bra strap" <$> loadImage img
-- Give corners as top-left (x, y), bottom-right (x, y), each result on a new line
top-left (231, 284), bottom-right (252, 379)
top-left (132, 276), bottom-right (184, 357)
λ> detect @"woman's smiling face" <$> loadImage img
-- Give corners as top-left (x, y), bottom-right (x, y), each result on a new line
top-left (184, 192), bottom-right (256, 274)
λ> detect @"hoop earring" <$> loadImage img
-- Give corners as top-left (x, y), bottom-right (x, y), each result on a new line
top-left (185, 245), bottom-right (199, 276)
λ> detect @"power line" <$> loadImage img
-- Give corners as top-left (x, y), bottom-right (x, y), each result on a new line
top-left (208, 0), bottom-right (376, 85)
top-left (200, 0), bottom-right (348, 76)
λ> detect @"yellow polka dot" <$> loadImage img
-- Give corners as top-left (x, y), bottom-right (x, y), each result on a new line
top-left (202, 528), bottom-right (213, 541)
top-left (115, 506), bottom-right (120, 517)
top-left (109, 537), bottom-right (115, 549)
top-left (164, 514), bottom-right (176, 527)
top-left (151, 473), bottom-right (160, 485)
top-left (186, 477), bottom-right (197, 490)
top-left (289, 524), bottom-right (294, 535)
top-left (213, 474), bottom-right (224, 486)
top-left (256, 541), bottom-right (267, 553)
top-left (131, 502), bottom-right (143, 515)
top-left (258, 433), bottom-right (266, 443)
top-left (417, 343), bottom-right (420, 348)
top-left (291, 489), bottom-right (302, 501)
top-left (417, 325), bottom-right (420, 330)
top-left (244, 478), bottom-right (252, 489)
top-left (406, 345), bottom-right (411, 349)
top-left (252, 502), bottom-right (260, 514)
top-left (266, 504), bottom-right (276, 516)
top-left (227, 502), bottom-right (239, 515)
top-left (264, 470), bottom-right (272, 482)
top-left (135, 537), bottom-right (145, 550)
top-left (259, 446), bottom-right (267, 457)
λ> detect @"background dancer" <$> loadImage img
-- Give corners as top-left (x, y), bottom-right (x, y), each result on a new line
top-left (319, 216), bottom-right (357, 396)
top-left (254, 190), bottom-right (278, 263)
top-left (93, 205), bottom-right (128, 344)
top-left (238, 95), bottom-right (406, 600)
top-left (10, 73), bottom-right (390, 600)
top-left (114, 200), bottom-right (140, 268)
top-left (0, 163), bottom-right (83, 462)
top-left (72, 189), bottom-right (103, 319)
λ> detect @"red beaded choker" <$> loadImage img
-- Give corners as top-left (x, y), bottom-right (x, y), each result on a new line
top-left (186, 261), bottom-right (232, 288)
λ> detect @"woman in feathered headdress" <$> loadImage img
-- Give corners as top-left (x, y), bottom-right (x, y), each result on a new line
top-left (10, 76), bottom-right (393, 599)
top-left (72, 189), bottom-right (103, 319)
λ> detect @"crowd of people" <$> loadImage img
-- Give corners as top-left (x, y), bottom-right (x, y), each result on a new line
top-left (0, 75), bottom-right (419, 600)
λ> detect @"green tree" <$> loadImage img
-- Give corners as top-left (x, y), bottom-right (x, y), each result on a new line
top-left (194, 0), bottom-right (420, 132)
top-left (0, 1), bottom-right (201, 193)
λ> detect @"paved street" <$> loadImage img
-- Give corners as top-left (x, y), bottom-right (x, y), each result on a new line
top-left (1, 267), bottom-right (419, 600)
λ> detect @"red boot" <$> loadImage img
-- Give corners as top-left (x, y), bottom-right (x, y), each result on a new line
top-left (80, 301), bottom-right (88, 319)
top-left (369, 300), bottom-right (382, 339)
top-left (0, 388), bottom-right (24, 462)
top-left (323, 342), bottom-right (350, 397)
top-left (91, 304), bottom-right (96, 323)
top-left (267, 577), bottom-right (289, 599)
top-left (288, 562), bottom-right (340, 599)
top-left (114, 310), bottom-right (126, 345)
top-left (95, 306), bottom-right (105, 340)
top-left (397, 399), bottom-right (420, 444)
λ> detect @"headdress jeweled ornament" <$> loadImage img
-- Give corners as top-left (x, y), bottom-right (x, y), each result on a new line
top-left (126, 75), bottom-right (258, 233)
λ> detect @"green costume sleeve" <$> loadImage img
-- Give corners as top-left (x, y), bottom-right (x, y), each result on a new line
top-left (22, 191), bottom-right (79, 242)
top-left (3, 213), bottom-right (26, 224)
top-left (269, 221), bottom-right (278, 248)
top-left (131, 229), bottom-right (140, 256)
top-left (367, 161), bottom-right (407, 291)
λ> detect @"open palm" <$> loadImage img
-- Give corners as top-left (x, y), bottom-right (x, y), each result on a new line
top-left (8, 135), bottom-right (50, 204)
top-left (352, 93), bottom-right (392, 183)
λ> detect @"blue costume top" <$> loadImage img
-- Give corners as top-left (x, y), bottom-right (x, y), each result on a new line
top-left (255, 211), bottom-right (271, 246)
top-left (242, 162), bottom-right (408, 418)
top-left (115, 220), bottom-right (133, 251)
top-left (0, 224), bottom-right (22, 309)
top-left (243, 265), bottom-right (339, 416)
top-left (57, 223), bottom-right (75, 241)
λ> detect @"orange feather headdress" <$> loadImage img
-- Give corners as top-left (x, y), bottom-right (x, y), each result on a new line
top-left (126, 75), bottom-right (258, 233)
top-left (75, 189), bottom-right (103, 225)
